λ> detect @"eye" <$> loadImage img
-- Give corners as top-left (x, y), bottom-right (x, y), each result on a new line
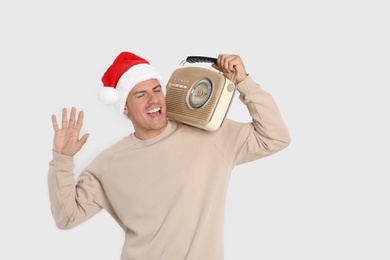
top-left (154, 86), bottom-right (162, 92)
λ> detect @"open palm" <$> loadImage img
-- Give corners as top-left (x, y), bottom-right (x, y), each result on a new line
top-left (51, 107), bottom-right (89, 156)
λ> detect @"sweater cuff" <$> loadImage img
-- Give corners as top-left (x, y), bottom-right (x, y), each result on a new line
top-left (50, 151), bottom-right (74, 170)
top-left (236, 75), bottom-right (261, 96)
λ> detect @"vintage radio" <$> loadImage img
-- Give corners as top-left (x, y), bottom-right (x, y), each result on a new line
top-left (165, 56), bottom-right (236, 131)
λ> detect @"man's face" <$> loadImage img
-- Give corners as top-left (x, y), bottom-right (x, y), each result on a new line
top-left (123, 78), bottom-right (168, 140)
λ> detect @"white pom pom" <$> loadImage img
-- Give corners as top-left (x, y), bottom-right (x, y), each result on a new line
top-left (98, 87), bottom-right (119, 105)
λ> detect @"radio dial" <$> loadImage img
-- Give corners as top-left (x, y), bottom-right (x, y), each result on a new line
top-left (189, 79), bottom-right (212, 108)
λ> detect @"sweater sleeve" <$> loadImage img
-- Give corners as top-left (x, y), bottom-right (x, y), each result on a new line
top-left (214, 75), bottom-right (291, 165)
top-left (48, 151), bottom-right (104, 229)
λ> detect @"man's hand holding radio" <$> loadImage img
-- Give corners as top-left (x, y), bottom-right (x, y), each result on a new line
top-left (212, 54), bottom-right (247, 84)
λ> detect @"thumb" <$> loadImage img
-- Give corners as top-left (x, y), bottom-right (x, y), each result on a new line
top-left (211, 63), bottom-right (222, 73)
top-left (80, 133), bottom-right (89, 144)
top-left (77, 133), bottom-right (89, 150)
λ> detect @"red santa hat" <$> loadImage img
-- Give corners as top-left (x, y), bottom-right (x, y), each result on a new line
top-left (98, 51), bottom-right (163, 114)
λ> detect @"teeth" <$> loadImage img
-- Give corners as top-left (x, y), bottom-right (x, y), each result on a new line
top-left (147, 107), bottom-right (160, 114)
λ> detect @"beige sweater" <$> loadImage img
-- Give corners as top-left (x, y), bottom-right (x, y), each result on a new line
top-left (48, 76), bottom-right (290, 260)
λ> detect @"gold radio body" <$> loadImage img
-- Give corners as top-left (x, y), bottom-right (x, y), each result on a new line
top-left (165, 65), bottom-right (236, 131)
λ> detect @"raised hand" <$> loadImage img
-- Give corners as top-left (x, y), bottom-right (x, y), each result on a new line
top-left (211, 54), bottom-right (247, 84)
top-left (51, 107), bottom-right (89, 156)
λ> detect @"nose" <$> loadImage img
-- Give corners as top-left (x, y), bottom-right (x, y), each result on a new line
top-left (147, 91), bottom-right (159, 104)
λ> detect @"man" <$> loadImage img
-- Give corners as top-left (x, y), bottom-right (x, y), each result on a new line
top-left (48, 51), bottom-right (290, 259)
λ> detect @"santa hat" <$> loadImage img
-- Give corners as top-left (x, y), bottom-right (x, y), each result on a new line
top-left (98, 51), bottom-right (163, 114)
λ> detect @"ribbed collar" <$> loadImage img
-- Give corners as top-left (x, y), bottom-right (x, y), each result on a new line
top-left (129, 120), bottom-right (177, 146)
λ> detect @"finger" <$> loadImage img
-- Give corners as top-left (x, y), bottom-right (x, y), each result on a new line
top-left (69, 107), bottom-right (76, 128)
top-left (212, 55), bottom-right (224, 73)
top-left (217, 55), bottom-right (232, 75)
top-left (79, 133), bottom-right (89, 144)
top-left (217, 54), bottom-right (224, 70)
top-left (217, 54), bottom-right (234, 73)
top-left (75, 110), bottom-right (84, 131)
top-left (61, 108), bottom-right (68, 129)
top-left (51, 114), bottom-right (59, 131)
top-left (225, 55), bottom-right (239, 73)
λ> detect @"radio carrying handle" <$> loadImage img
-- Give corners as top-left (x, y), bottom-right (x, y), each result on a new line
top-left (185, 56), bottom-right (217, 64)
top-left (181, 56), bottom-right (237, 85)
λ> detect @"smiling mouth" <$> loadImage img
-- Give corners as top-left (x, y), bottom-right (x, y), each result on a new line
top-left (146, 107), bottom-right (161, 115)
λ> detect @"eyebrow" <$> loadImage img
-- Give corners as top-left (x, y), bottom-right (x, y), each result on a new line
top-left (133, 85), bottom-right (161, 96)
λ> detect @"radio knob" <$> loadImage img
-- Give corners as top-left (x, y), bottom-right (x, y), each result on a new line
top-left (227, 84), bottom-right (235, 92)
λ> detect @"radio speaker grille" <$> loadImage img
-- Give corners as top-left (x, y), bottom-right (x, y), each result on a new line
top-left (166, 88), bottom-right (216, 122)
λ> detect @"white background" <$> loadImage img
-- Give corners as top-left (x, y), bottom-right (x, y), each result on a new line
top-left (1, 0), bottom-right (389, 259)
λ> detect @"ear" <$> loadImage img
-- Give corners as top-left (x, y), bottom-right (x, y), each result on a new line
top-left (123, 106), bottom-right (128, 115)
